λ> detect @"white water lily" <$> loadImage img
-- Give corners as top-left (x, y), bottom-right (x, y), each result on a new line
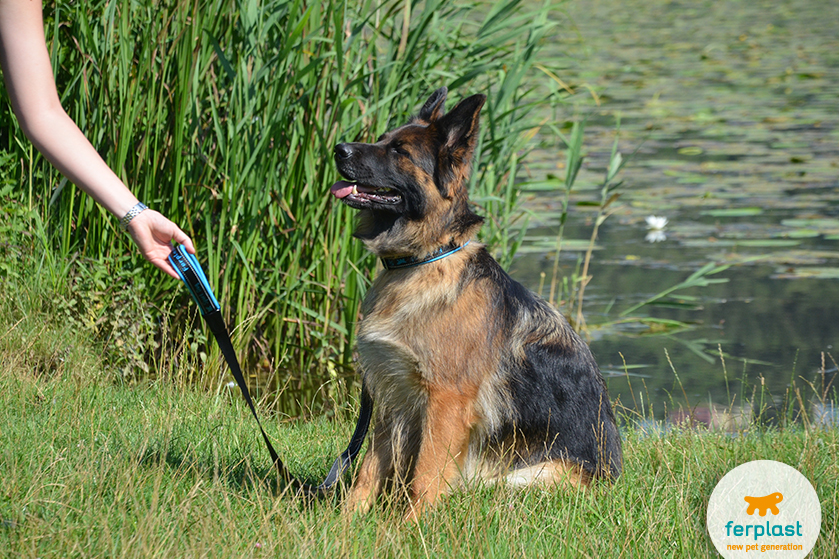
top-left (646, 230), bottom-right (667, 243)
top-left (645, 215), bottom-right (668, 230)
top-left (645, 215), bottom-right (668, 242)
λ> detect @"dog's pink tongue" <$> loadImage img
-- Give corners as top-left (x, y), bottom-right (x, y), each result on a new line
top-left (331, 180), bottom-right (355, 199)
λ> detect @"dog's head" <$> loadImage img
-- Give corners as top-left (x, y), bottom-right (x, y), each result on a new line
top-left (331, 87), bottom-right (486, 257)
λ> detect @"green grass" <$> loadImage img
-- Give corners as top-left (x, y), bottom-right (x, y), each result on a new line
top-left (1, 257), bottom-right (837, 558)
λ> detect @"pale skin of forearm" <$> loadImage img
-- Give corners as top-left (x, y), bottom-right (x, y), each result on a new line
top-left (0, 0), bottom-right (194, 278)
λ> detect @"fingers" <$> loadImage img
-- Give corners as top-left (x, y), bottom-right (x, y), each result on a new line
top-left (153, 255), bottom-right (183, 280)
top-left (171, 224), bottom-right (196, 254)
top-left (126, 209), bottom-right (197, 277)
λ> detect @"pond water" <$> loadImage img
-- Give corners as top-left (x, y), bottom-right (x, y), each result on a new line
top-left (511, 0), bottom-right (839, 426)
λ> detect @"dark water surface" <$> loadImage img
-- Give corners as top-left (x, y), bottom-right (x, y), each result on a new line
top-left (511, 0), bottom-right (839, 425)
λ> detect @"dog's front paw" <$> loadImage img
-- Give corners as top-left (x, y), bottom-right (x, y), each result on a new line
top-left (342, 487), bottom-right (376, 517)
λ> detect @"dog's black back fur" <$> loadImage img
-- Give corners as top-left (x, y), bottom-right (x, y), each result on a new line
top-left (462, 248), bottom-right (622, 479)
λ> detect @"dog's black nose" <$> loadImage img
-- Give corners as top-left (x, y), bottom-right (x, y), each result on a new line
top-left (334, 143), bottom-right (353, 160)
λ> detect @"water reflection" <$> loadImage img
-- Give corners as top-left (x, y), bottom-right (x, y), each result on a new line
top-left (513, 0), bottom-right (839, 424)
top-left (620, 399), bottom-right (838, 433)
top-left (645, 230), bottom-right (667, 243)
top-left (812, 402), bottom-right (838, 428)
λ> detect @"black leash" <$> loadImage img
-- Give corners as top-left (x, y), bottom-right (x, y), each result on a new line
top-left (167, 245), bottom-right (371, 495)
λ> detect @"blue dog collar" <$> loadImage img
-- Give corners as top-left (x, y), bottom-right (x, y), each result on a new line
top-left (381, 240), bottom-right (469, 271)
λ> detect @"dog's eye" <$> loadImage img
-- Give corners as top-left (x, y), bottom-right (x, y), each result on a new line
top-left (390, 144), bottom-right (409, 156)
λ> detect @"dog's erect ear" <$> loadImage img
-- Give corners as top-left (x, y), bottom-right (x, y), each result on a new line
top-left (434, 93), bottom-right (486, 198)
top-left (438, 94), bottom-right (486, 151)
top-left (418, 87), bottom-right (448, 123)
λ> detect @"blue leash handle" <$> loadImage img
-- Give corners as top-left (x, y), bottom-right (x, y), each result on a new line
top-left (168, 245), bottom-right (220, 316)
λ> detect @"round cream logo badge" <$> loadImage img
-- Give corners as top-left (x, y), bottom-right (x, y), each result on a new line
top-left (707, 460), bottom-right (821, 558)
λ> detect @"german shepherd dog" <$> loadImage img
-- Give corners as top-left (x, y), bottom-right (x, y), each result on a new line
top-left (331, 88), bottom-right (621, 519)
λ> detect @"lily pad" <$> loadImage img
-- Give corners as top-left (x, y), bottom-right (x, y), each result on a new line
top-left (748, 250), bottom-right (839, 266)
top-left (782, 229), bottom-right (821, 239)
top-left (771, 267), bottom-right (839, 280)
top-left (700, 208), bottom-right (764, 217)
top-left (517, 237), bottom-right (599, 253)
top-left (679, 239), bottom-right (802, 248)
top-left (781, 218), bottom-right (839, 230)
top-left (734, 239), bottom-right (803, 247)
top-left (676, 175), bottom-right (709, 184)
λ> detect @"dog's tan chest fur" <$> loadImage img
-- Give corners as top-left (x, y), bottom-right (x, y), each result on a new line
top-left (357, 251), bottom-right (498, 402)
top-left (355, 249), bottom-right (517, 480)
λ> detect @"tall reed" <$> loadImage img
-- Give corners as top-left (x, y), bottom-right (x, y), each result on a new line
top-left (1, 0), bottom-right (560, 411)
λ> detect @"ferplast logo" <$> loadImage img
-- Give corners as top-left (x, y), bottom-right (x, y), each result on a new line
top-left (724, 492), bottom-right (803, 543)
top-left (707, 461), bottom-right (821, 558)
top-left (744, 492), bottom-right (783, 516)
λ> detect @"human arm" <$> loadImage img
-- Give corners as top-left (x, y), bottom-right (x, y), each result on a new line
top-left (0, 0), bottom-right (194, 278)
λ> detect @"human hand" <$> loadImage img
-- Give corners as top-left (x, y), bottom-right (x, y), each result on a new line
top-left (126, 209), bottom-right (196, 279)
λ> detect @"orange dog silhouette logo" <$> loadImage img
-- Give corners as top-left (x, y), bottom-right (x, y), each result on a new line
top-left (744, 492), bottom-right (783, 516)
